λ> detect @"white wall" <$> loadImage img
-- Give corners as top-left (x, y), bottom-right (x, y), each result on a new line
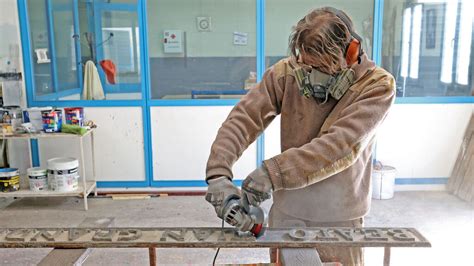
top-left (376, 104), bottom-right (473, 190)
top-left (151, 106), bottom-right (257, 182)
top-left (38, 107), bottom-right (146, 182)
top-left (264, 103), bottom-right (474, 191)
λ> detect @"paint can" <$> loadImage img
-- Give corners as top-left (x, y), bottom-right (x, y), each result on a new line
top-left (41, 109), bottom-right (62, 133)
top-left (27, 167), bottom-right (48, 191)
top-left (0, 168), bottom-right (20, 192)
top-left (64, 107), bottom-right (84, 126)
top-left (372, 165), bottom-right (396, 200)
top-left (47, 157), bottom-right (79, 192)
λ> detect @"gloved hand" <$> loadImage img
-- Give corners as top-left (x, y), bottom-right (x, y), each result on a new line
top-left (242, 166), bottom-right (273, 207)
top-left (205, 176), bottom-right (241, 218)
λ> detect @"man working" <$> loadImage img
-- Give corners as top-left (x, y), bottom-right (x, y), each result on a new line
top-left (205, 7), bottom-right (395, 265)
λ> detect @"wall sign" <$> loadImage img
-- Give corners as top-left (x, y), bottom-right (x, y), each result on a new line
top-left (163, 30), bottom-right (184, 54)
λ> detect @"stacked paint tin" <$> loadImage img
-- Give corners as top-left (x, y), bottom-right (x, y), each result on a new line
top-left (47, 157), bottom-right (79, 192)
top-left (0, 168), bottom-right (20, 192)
top-left (64, 107), bottom-right (84, 126)
top-left (41, 109), bottom-right (63, 133)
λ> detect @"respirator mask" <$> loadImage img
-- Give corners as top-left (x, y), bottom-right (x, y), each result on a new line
top-left (294, 66), bottom-right (355, 103)
top-left (293, 7), bottom-right (363, 103)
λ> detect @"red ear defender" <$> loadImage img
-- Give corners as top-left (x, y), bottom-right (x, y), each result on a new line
top-left (345, 38), bottom-right (361, 65)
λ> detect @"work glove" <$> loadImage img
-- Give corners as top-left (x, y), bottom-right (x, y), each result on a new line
top-left (242, 166), bottom-right (273, 207)
top-left (205, 176), bottom-right (241, 218)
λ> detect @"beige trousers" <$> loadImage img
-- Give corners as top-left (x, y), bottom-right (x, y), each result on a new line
top-left (269, 206), bottom-right (364, 266)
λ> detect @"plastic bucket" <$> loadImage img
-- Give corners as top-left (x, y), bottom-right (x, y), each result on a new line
top-left (0, 168), bottom-right (20, 192)
top-left (47, 157), bottom-right (79, 192)
top-left (372, 165), bottom-right (396, 200)
top-left (27, 167), bottom-right (48, 191)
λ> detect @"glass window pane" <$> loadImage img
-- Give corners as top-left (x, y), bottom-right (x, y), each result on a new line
top-left (382, 0), bottom-right (474, 97)
top-left (27, 0), bottom-right (143, 101)
top-left (52, 3), bottom-right (79, 93)
top-left (265, 0), bottom-right (375, 67)
top-left (147, 0), bottom-right (257, 99)
top-left (100, 11), bottom-right (141, 85)
top-left (27, 0), bottom-right (54, 97)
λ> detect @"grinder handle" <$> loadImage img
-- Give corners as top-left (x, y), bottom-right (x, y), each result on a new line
top-left (240, 192), bottom-right (251, 213)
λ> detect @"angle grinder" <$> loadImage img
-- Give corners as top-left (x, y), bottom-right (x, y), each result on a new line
top-left (222, 192), bottom-right (266, 237)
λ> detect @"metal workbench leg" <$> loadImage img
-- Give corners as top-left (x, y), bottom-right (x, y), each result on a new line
top-left (383, 247), bottom-right (391, 266)
top-left (79, 137), bottom-right (88, 211)
top-left (90, 131), bottom-right (97, 197)
top-left (149, 247), bottom-right (156, 266)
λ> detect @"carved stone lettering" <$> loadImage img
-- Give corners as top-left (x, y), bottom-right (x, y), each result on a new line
top-left (362, 229), bottom-right (389, 241)
top-left (316, 229), bottom-right (338, 241)
top-left (0, 229), bottom-right (7, 239)
top-left (387, 229), bottom-right (416, 241)
top-left (217, 229), bottom-right (227, 242)
top-left (334, 229), bottom-right (355, 241)
top-left (288, 229), bottom-right (316, 241)
top-left (117, 229), bottom-right (142, 241)
top-left (5, 229), bottom-right (33, 241)
top-left (192, 229), bottom-right (212, 242)
top-left (231, 231), bottom-right (255, 241)
top-left (31, 230), bottom-right (64, 242)
top-left (92, 229), bottom-right (116, 242)
top-left (68, 229), bottom-right (91, 241)
top-left (0, 227), bottom-right (430, 249)
top-left (160, 229), bottom-right (186, 242)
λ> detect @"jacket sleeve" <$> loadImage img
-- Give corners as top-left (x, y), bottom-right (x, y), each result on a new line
top-left (263, 77), bottom-right (396, 190)
top-left (205, 66), bottom-right (285, 181)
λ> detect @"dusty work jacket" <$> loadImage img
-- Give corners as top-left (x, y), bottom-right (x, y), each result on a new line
top-left (206, 55), bottom-right (396, 222)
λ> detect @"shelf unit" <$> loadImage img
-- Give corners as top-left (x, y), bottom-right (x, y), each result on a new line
top-left (0, 129), bottom-right (97, 210)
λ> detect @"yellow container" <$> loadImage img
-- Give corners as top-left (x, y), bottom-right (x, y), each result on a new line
top-left (0, 168), bottom-right (20, 192)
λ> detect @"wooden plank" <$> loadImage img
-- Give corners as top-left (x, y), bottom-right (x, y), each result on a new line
top-left (0, 227), bottom-right (431, 249)
top-left (453, 135), bottom-right (474, 195)
top-left (448, 115), bottom-right (474, 197)
top-left (447, 134), bottom-right (471, 192)
top-left (38, 217), bottom-right (114, 266)
top-left (110, 194), bottom-right (151, 200)
top-left (456, 151), bottom-right (474, 203)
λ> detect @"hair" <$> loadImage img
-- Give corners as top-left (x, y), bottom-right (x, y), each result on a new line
top-left (289, 7), bottom-right (353, 75)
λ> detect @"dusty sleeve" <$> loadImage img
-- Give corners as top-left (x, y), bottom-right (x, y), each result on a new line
top-left (263, 78), bottom-right (396, 190)
top-left (205, 67), bottom-right (284, 181)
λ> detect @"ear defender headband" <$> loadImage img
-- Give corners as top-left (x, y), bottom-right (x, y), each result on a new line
top-left (326, 7), bottom-right (364, 65)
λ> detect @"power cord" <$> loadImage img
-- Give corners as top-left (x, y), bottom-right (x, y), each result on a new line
top-left (212, 219), bottom-right (225, 266)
